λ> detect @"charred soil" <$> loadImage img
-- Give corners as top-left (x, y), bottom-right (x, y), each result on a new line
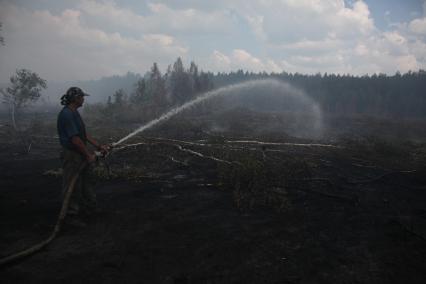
top-left (1, 129), bottom-right (426, 284)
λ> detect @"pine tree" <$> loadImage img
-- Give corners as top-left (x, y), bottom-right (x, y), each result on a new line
top-left (131, 79), bottom-right (146, 104)
top-left (146, 63), bottom-right (166, 106)
top-left (169, 57), bottom-right (192, 104)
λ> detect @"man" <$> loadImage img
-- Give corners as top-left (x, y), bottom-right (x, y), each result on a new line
top-left (57, 87), bottom-right (109, 226)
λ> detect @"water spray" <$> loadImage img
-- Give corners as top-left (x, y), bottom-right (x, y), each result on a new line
top-left (112, 79), bottom-right (323, 148)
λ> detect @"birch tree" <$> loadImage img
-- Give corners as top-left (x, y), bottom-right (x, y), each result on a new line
top-left (0, 69), bottom-right (47, 130)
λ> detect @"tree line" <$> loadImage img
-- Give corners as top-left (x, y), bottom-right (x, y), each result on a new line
top-left (94, 58), bottom-right (214, 123)
top-left (106, 63), bottom-right (426, 120)
top-left (213, 70), bottom-right (426, 118)
top-left (2, 57), bottom-right (425, 130)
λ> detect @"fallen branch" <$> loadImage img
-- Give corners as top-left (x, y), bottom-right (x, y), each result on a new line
top-left (351, 163), bottom-right (379, 169)
top-left (115, 137), bottom-right (326, 162)
top-left (174, 144), bottom-right (235, 165)
top-left (147, 137), bottom-right (209, 147)
top-left (161, 155), bottom-right (188, 166)
top-left (113, 139), bottom-right (239, 165)
top-left (225, 140), bottom-right (343, 148)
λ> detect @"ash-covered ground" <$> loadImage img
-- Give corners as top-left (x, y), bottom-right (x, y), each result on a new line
top-left (1, 111), bottom-right (426, 284)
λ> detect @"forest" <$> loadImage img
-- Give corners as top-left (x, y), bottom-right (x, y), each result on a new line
top-left (91, 57), bottom-right (426, 124)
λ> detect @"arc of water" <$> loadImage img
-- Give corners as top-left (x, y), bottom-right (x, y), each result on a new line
top-left (112, 80), bottom-right (259, 146)
top-left (113, 79), bottom-right (322, 146)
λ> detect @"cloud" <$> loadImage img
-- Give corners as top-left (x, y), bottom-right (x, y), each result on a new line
top-left (149, 0), bottom-right (230, 12)
top-left (162, 0), bottom-right (419, 75)
top-left (251, 0), bottom-right (423, 74)
top-left (209, 0), bottom-right (420, 74)
top-left (409, 18), bottom-right (426, 35)
top-left (210, 50), bottom-right (231, 70)
top-left (77, 0), bottom-right (146, 31)
top-left (1, 0), bottom-right (425, 83)
top-left (407, 2), bottom-right (426, 35)
top-left (237, 0), bottom-right (375, 44)
top-left (209, 49), bottom-right (281, 73)
top-left (0, 3), bottom-right (187, 82)
top-left (78, 0), bottom-right (235, 35)
top-left (274, 37), bottom-right (344, 54)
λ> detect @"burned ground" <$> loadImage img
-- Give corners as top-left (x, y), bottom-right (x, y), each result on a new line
top-left (1, 112), bottom-right (426, 284)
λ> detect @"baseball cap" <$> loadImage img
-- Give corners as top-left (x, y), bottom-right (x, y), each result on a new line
top-left (66, 87), bottom-right (90, 97)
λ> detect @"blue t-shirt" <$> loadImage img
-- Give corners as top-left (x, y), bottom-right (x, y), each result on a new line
top-left (57, 107), bottom-right (87, 149)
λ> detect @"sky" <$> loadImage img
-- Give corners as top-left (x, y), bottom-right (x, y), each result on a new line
top-left (0, 0), bottom-right (425, 83)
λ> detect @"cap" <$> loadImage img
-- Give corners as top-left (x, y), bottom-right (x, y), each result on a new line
top-left (66, 87), bottom-right (90, 97)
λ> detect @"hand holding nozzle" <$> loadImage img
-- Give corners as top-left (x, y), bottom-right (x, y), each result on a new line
top-left (100, 144), bottom-right (113, 154)
top-left (95, 144), bottom-right (114, 158)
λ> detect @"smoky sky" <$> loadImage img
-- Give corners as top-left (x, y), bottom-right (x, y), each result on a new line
top-left (0, 0), bottom-right (425, 83)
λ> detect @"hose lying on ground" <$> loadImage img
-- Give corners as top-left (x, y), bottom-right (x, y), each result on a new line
top-left (0, 161), bottom-right (87, 267)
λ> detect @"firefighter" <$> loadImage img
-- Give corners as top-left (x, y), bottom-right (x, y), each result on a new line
top-left (57, 87), bottom-right (109, 226)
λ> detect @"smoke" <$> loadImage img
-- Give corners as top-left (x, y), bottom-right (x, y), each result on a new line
top-left (114, 79), bottom-right (323, 145)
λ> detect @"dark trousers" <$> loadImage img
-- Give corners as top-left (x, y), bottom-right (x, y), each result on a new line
top-left (61, 147), bottom-right (97, 217)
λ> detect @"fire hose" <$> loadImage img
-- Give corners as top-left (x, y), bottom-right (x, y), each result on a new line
top-left (0, 80), bottom-right (234, 267)
top-left (0, 159), bottom-right (92, 267)
top-left (0, 140), bottom-right (124, 267)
